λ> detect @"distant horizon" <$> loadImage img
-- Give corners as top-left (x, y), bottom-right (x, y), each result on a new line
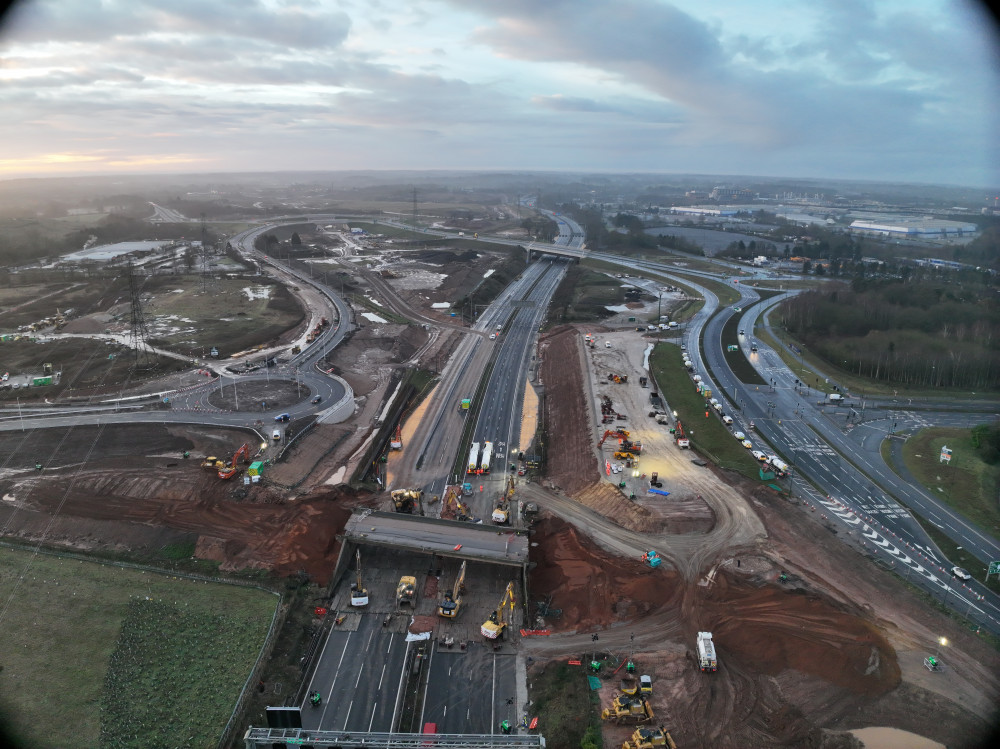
top-left (0, 168), bottom-right (995, 193)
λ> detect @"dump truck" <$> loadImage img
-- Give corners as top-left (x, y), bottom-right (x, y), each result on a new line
top-left (467, 443), bottom-right (480, 474)
top-left (391, 488), bottom-right (421, 513)
top-left (602, 694), bottom-right (654, 725)
top-left (396, 575), bottom-right (416, 607)
top-left (622, 726), bottom-right (676, 749)
top-left (697, 631), bottom-right (717, 672)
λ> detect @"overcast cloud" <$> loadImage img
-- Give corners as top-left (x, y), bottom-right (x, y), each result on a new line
top-left (0, 0), bottom-right (997, 185)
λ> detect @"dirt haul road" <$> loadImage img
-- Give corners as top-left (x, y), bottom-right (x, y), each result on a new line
top-left (527, 324), bottom-right (998, 749)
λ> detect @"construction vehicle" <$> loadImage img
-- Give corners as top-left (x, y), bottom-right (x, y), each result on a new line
top-left (697, 631), bottom-right (717, 672)
top-left (478, 441), bottom-right (493, 474)
top-left (620, 438), bottom-right (642, 454)
top-left (607, 373), bottom-right (629, 384)
top-left (639, 675), bottom-right (652, 694)
top-left (491, 475), bottom-right (515, 525)
top-left (390, 424), bottom-right (403, 450)
top-left (601, 694), bottom-right (655, 725)
top-left (674, 421), bottom-right (690, 449)
top-left (201, 455), bottom-right (223, 470)
top-left (481, 581), bottom-right (515, 639)
top-left (396, 575), bottom-right (416, 607)
top-left (620, 673), bottom-right (639, 695)
top-left (350, 549), bottom-right (369, 606)
top-left (622, 726), bottom-right (676, 749)
top-left (642, 551), bottom-right (661, 568)
top-left (437, 560), bottom-right (467, 618)
top-left (522, 502), bottom-right (539, 525)
top-left (613, 451), bottom-right (636, 461)
top-left (598, 429), bottom-right (630, 448)
top-left (467, 442), bottom-right (480, 474)
top-left (218, 443), bottom-right (251, 479)
top-left (391, 488), bottom-right (421, 513)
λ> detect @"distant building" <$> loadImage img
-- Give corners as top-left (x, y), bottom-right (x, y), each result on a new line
top-left (710, 187), bottom-right (755, 201)
top-left (669, 206), bottom-right (739, 217)
top-left (849, 218), bottom-right (977, 238)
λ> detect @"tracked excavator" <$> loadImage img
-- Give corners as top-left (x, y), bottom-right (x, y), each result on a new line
top-left (597, 429), bottom-right (630, 448)
top-left (218, 443), bottom-right (251, 479)
top-left (481, 581), bottom-right (516, 639)
top-left (437, 560), bottom-right (467, 618)
top-left (491, 475), bottom-right (515, 525)
top-left (350, 549), bottom-right (369, 606)
top-left (396, 575), bottom-right (416, 607)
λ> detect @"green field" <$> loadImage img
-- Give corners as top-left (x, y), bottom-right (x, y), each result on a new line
top-left (0, 546), bottom-right (278, 749)
top-left (649, 343), bottom-right (763, 479)
top-left (528, 661), bottom-right (602, 749)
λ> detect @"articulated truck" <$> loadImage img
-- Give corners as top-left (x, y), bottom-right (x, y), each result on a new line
top-left (697, 631), bottom-right (718, 672)
top-left (467, 443), bottom-right (480, 474)
top-left (479, 441), bottom-right (493, 474)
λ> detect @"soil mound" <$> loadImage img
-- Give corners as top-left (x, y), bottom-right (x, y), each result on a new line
top-left (529, 515), bottom-right (678, 631)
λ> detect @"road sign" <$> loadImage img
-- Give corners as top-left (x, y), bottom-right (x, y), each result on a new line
top-left (988, 561), bottom-right (1000, 579)
top-left (940, 446), bottom-right (952, 463)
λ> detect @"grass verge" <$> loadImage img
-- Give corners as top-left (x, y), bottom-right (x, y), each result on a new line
top-left (899, 427), bottom-right (1000, 540)
top-left (648, 343), bottom-right (763, 480)
top-left (0, 546), bottom-right (277, 749)
top-left (528, 661), bottom-right (603, 749)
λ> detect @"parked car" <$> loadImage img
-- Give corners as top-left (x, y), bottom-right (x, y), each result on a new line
top-left (733, 431), bottom-right (746, 440)
top-left (751, 450), bottom-right (768, 461)
top-left (722, 415), bottom-right (734, 426)
top-left (741, 439), bottom-right (753, 449)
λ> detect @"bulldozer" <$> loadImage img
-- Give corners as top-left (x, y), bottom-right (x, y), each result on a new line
top-left (391, 488), bottom-right (421, 513)
top-left (396, 575), bottom-right (416, 607)
top-left (201, 455), bottom-right (224, 470)
top-left (437, 560), bottom-right (467, 618)
top-left (481, 581), bottom-right (515, 639)
top-left (602, 694), bottom-right (655, 725)
top-left (613, 451), bottom-right (636, 461)
top-left (623, 726), bottom-right (676, 749)
top-left (350, 549), bottom-right (369, 607)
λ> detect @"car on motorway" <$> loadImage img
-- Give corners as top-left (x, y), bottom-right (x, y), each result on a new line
top-left (733, 431), bottom-right (746, 440)
top-left (311, 395), bottom-right (322, 404)
top-left (272, 428), bottom-right (282, 440)
top-left (680, 343), bottom-right (686, 350)
top-left (751, 450), bottom-right (767, 461)
top-left (275, 413), bottom-right (291, 422)
top-left (951, 566), bottom-right (971, 581)
top-left (734, 306), bottom-right (742, 312)
top-left (722, 415), bottom-right (734, 426)
top-left (741, 439), bottom-right (753, 449)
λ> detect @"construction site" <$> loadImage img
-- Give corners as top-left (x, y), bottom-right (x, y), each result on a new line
top-left (0, 239), bottom-right (998, 749)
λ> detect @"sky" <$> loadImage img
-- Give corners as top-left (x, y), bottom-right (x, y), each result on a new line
top-left (0, 0), bottom-right (998, 186)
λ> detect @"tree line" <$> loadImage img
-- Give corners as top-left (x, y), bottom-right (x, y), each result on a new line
top-left (781, 281), bottom-right (1000, 390)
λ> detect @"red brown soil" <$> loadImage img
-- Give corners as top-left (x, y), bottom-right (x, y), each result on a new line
top-left (528, 515), bottom-right (679, 629)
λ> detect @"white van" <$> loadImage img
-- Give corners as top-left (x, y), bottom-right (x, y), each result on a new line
top-left (713, 402), bottom-right (723, 413)
top-left (733, 431), bottom-right (746, 440)
top-left (709, 398), bottom-right (719, 407)
top-left (722, 415), bottom-right (734, 426)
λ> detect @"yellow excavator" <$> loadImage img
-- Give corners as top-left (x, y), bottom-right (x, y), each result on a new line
top-left (623, 726), bottom-right (676, 749)
top-left (350, 549), bottom-right (369, 607)
top-left (201, 455), bottom-right (223, 470)
top-left (491, 475), bottom-right (515, 525)
top-left (481, 581), bottom-right (515, 639)
top-left (437, 560), bottom-right (467, 618)
top-left (396, 575), bottom-right (416, 607)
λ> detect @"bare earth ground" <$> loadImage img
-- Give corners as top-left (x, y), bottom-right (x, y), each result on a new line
top-left (2, 256), bottom-right (998, 747)
top-left (531, 324), bottom-right (999, 749)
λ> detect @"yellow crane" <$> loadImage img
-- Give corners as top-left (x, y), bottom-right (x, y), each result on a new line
top-left (350, 549), bottom-right (369, 607)
top-left (437, 560), bottom-right (467, 618)
top-left (481, 581), bottom-right (516, 639)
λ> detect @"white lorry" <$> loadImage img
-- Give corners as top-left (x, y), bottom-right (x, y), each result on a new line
top-left (697, 631), bottom-right (718, 672)
top-left (479, 441), bottom-right (493, 474)
top-left (467, 442), bottom-right (480, 474)
top-left (768, 456), bottom-right (789, 476)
